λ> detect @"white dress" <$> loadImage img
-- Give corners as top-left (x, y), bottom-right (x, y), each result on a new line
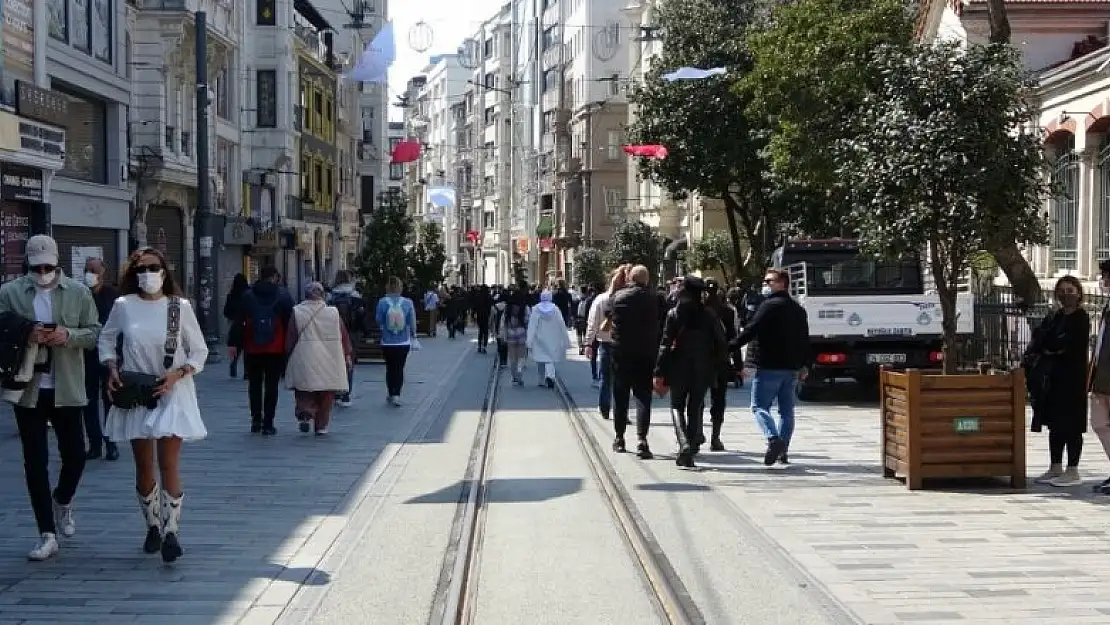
top-left (98, 295), bottom-right (209, 442)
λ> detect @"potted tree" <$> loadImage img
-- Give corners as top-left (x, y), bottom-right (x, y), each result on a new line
top-left (352, 198), bottom-right (414, 362)
top-left (840, 42), bottom-right (1050, 490)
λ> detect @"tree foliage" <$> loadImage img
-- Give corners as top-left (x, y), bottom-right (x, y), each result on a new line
top-left (605, 221), bottom-right (662, 278)
top-left (354, 200), bottom-right (414, 297)
top-left (627, 0), bottom-right (769, 280)
top-left (742, 0), bottom-right (913, 231)
top-left (409, 221), bottom-right (447, 290)
top-left (686, 230), bottom-right (739, 284)
top-left (839, 42), bottom-right (1050, 372)
top-left (573, 247), bottom-right (607, 289)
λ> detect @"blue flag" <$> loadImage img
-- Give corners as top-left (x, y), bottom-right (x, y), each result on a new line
top-left (348, 22), bottom-right (395, 83)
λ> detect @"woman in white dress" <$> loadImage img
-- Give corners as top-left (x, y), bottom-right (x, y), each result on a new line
top-left (98, 248), bottom-right (208, 563)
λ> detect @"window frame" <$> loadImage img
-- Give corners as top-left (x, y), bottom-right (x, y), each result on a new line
top-left (48, 0), bottom-right (68, 43)
top-left (256, 69), bottom-right (278, 128)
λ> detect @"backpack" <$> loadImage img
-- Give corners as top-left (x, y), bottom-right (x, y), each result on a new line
top-left (249, 294), bottom-right (280, 347)
top-left (332, 293), bottom-right (361, 332)
top-left (385, 298), bottom-right (407, 334)
top-left (0, 311), bottom-right (34, 382)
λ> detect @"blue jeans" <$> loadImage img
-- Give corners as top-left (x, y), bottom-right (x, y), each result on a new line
top-left (750, 369), bottom-right (797, 446)
top-left (597, 342), bottom-right (613, 416)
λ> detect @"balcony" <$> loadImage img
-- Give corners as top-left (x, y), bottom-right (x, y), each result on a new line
top-left (285, 195), bottom-right (304, 221)
top-left (542, 43), bottom-right (565, 71)
top-left (302, 204), bottom-right (335, 224)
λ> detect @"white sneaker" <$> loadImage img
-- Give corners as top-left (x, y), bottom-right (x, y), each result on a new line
top-left (27, 533), bottom-right (58, 561)
top-left (53, 499), bottom-right (75, 537)
top-left (337, 399), bottom-right (352, 408)
top-left (1034, 465), bottom-right (1063, 484)
top-left (315, 427), bottom-right (329, 436)
top-left (1050, 468), bottom-right (1082, 487)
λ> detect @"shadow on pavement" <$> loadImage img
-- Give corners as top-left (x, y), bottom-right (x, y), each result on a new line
top-left (404, 477), bottom-right (584, 504)
top-left (636, 483), bottom-right (711, 492)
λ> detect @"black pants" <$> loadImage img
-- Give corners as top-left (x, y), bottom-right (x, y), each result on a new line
top-left (14, 391), bottom-right (86, 534)
top-left (1049, 429), bottom-right (1083, 467)
top-left (672, 382), bottom-right (709, 452)
top-left (497, 339), bottom-right (508, 366)
top-left (477, 317), bottom-right (490, 348)
top-left (245, 354), bottom-right (285, 427)
top-left (708, 375), bottom-right (728, 427)
top-left (229, 350), bottom-right (241, 377)
top-left (611, 357), bottom-right (653, 440)
top-left (82, 351), bottom-right (111, 452)
top-left (383, 345), bottom-right (411, 396)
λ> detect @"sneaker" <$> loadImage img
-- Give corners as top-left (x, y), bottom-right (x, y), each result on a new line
top-left (27, 533), bottom-right (58, 561)
top-left (764, 437), bottom-right (786, 467)
top-left (778, 452), bottom-right (789, 465)
top-left (337, 399), bottom-right (352, 408)
top-left (53, 499), bottom-right (75, 537)
top-left (315, 427), bottom-right (329, 436)
top-left (1096, 476), bottom-right (1110, 494)
top-left (1049, 467), bottom-right (1082, 487)
top-left (612, 437), bottom-right (626, 453)
top-left (636, 440), bottom-right (653, 460)
top-left (391, 396), bottom-right (403, 407)
top-left (1034, 465), bottom-right (1063, 484)
top-left (591, 380), bottom-right (601, 389)
top-left (261, 426), bottom-right (277, 436)
top-left (298, 421), bottom-right (311, 434)
top-left (387, 395), bottom-right (397, 406)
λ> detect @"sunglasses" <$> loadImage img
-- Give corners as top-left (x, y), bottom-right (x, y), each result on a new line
top-left (30, 265), bottom-right (57, 274)
top-left (133, 264), bottom-right (163, 274)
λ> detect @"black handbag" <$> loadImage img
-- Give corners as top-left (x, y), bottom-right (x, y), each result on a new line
top-left (114, 298), bottom-right (181, 410)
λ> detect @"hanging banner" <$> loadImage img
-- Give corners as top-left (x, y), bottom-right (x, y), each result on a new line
top-left (0, 0), bottom-right (35, 107)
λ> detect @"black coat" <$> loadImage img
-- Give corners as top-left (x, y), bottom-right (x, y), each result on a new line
top-left (1026, 308), bottom-right (1090, 435)
top-left (610, 285), bottom-right (660, 362)
top-left (655, 305), bottom-right (728, 389)
top-left (734, 291), bottom-right (811, 371)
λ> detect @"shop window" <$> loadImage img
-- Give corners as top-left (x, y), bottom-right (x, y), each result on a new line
top-left (56, 85), bottom-right (107, 184)
top-left (92, 0), bottom-right (112, 63)
top-left (48, 0), bottom-right (67, 42)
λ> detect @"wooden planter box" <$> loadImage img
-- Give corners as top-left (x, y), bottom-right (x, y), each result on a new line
top-left (352, 330), bottom-right (384, 364)
top-left (880, 367), bottom-right (1026, 490)
top-left (416, 310), bottom-right (432, 336)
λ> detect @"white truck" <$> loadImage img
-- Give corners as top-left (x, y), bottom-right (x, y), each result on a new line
top-left (772, 239), bottom-right (974, 399)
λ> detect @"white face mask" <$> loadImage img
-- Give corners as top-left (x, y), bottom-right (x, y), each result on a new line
top-left (32, 271), bottom-right (56, 287)
top-left (137, 270), bottom-right (164, 294)
top-left (84, 272), bottom-right (99, 287)
top-left (760, 285), bottom-right (773, 297)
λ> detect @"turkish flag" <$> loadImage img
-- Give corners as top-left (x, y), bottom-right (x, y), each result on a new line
top-left (622, 144), bottom-right (668, 159)
top-left (390, 139), bottom-right (422, 164)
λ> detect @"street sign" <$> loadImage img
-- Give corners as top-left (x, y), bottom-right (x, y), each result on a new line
top-left (953, 417), bottom-right (981, 434)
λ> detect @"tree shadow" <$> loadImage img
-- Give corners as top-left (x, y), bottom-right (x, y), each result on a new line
top-left (404, 477), bottom-right (585, 504)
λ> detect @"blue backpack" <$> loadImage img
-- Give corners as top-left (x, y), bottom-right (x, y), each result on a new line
top-left (250, 295), bottom-right (280, 347)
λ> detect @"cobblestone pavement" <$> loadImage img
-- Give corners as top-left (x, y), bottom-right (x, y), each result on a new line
top-left (560, 351), bottom-right (1110, 625)
top-left (0, 336), bottom-right (473, 625)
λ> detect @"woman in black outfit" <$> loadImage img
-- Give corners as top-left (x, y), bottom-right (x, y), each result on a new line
top-left (223, 273), bottom-right (250, 378)
top-left (1027, 275), bottom-right (1090, 487)
top-left (474, 285), bottom-right (493, 353)
top-left (704, 282), bottom-right (736, 451)
top-left (654, 276), bottom-right (729, 467)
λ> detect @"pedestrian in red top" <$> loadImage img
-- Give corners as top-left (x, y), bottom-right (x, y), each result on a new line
top-left (228, 266), bottom-right (294, 435)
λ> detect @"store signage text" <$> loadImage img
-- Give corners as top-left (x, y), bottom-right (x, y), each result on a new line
top-left (19, 120), bottom-right (65, 161)
top-left (0, 164), bottom-right (42, 202)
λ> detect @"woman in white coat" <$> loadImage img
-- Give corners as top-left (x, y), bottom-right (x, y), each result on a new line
top-left (527, 291), bottom-right (572, 388)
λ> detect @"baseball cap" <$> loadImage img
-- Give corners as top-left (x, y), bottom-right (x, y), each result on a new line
top-left (25, 235), bottom-right (59, 268)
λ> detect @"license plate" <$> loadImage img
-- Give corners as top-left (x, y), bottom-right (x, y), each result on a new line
top-left (866, 353), bottom-right (907, 364)
top-left (866, 327), bottom-right (913, 337)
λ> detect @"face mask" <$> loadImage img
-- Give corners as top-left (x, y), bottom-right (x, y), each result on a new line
top-left (84, 272), bottom-right (99, 287)
top-left (761, 285), bottom-right (773, 297)
top-left (137, 270), bottom-right (164, 295)
top-left (1059, 293), bottom-right (1079, 307)
top-left (31, 271), bottom-right (56, 287)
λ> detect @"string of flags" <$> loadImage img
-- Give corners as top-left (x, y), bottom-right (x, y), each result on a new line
top-left (662, 67), bottom-right (727, 82)
top-left (622, 144), bottom-right (668, 160)
top-left (347, 22), bottom-right (396, 83)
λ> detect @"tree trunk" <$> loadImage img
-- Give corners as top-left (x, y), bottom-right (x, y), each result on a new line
top-left (984, 0), bottom-right (1011, 44)
top-left (986, 238), bottom-right (1043, 308)
top-left (930, 239), bottom-right (959, 375)
top-left (722, 194), bottom-right (747, 284)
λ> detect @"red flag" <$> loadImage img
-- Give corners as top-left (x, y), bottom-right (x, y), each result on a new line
top-left (390, 139), bottom-right (422, 164)
top-left (622, 144), bottom-right (668, 159)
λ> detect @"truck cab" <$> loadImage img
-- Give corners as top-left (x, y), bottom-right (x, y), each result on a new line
top-left (772, 239), bottom-right (974, 398)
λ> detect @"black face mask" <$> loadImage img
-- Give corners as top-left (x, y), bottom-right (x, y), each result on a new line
top-left (1058, 293), bottom-right (1080, 307)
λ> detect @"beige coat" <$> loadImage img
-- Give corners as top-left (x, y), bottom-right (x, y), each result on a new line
top-left (285, 300), bottom-right (350, 393)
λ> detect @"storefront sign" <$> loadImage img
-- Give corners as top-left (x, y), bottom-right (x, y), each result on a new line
top-left (0, 201), bottom-right (30, 282)
top-left (18, 119), bottom-right (65, 161)
top-left (15, 82), bottom-right (67, 126)
top-left (0, 0), bottom-right (34, 107)
top-left (223, 221), bottom-right (255, 246)
top-left (0, 163), bottom-right (41, 201)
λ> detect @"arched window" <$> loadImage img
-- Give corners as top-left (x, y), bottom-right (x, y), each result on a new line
top-left (1099, 139), bottom-right (1110, 261)
top-left (1051, 134), bottom-right (1080, 271)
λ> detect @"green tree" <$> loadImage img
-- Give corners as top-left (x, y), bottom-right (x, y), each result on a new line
top-left (354, 199), bottom-right (413, 297)
top-left (573, 247), bottom-right (607, 289)
top-left (627, 0), bottom-right (772, 282)
top-left (605, 221), bottom-right (662, 279)
top-left (408, 221), bottom-right (447, 291)
top-left (839, 42), bottom-right (1049, 373)
top-left (742, 0), bottom-right (912, 232)
top-left (685, 230), bottom-right (738, 285)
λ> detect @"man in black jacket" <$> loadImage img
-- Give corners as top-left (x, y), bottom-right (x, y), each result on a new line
top-left (609, 265), bottom-right (660, 458)
top-left (733, 267), bottom-right (810, 466)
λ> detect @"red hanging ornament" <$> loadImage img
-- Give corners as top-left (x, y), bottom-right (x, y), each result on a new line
top-left (622, 144), bottom-right (669, 160)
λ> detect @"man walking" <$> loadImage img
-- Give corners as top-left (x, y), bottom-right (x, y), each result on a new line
top-left (81, 257), bottom-right (119, 461)
top-left (1, 235), bottom-right (101, 560)
top-left (229, 266), bottom-right (294, 435)
top-left (1089, 259), bottom-right (1110, 493)
top-left (734, 268), bottom-right (810, 466)
top-left (609, 265), bottom-right (659, 458)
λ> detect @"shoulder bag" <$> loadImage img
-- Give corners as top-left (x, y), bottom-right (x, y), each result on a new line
top-left (114, 297), bottom-right (181, 410)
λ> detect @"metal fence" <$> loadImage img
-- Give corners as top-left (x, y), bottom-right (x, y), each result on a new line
top-left (955, 286), bottom-right (1108, 371)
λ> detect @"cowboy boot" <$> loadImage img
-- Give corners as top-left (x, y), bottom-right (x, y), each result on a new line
top-left (161, 491), bottom-right (184, 563)
top-left (137, 487), bottom-right (162, 554)
top-left (710, 421), bottom-right (725, 451)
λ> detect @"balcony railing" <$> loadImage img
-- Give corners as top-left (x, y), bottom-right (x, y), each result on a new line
top-left (285, 195), bottom-right (304, 221)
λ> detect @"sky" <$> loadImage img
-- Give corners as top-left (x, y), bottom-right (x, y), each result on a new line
top-left (388, 0), bottom-right (505, 121)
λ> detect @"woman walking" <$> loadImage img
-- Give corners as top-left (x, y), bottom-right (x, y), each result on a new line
top-left (100, 248), bottom-right (208, 563)
top-left (655, 276), bottom-right (729, 468)
top-left (285, 283), bottom-right (352, 435)
top-left (501, 293), bottom-right (531, 384)
top-left (223, 273), bottom-right (249, 378)
top-left (526, 291), bottom-right (571, 388)
top-left (704, 282), bottom-right (737, 451)
top-left (375, 276), bottom-right (417, 406)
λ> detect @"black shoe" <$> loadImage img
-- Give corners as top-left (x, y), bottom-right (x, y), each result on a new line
top-left (676, 450), bottom-right (696, 468)
top-left (250, 419), bottom-right (262, 434)
top-left (105, 442), bottom-right (120, 461)
top-left (613, 437), bottom-right (626, 453)
top-left (86, 447), bottom-right (102, 460)
top-left (143, 525), bottom-right (162, 554)
top-left (600, 410), bottom-right (610, 420)
top-left (710, 437), bottom-right (724, 452)
top-left (778, 452), bottom-right (790, 465)
top-left (299, 421), bottom-right (311, 433)
top-left (546, 377), bottom-right (555, 388)
top-left (637, 441), bottom-right (653, 460)
top-left (764, 437), bottom-right (786, 466)
top-left (261, 426), bottom-right (277, 436)
top-left (1094, 476), bottom-right (1110, 493)
top-left (161, 532), bottom-right (183, 563)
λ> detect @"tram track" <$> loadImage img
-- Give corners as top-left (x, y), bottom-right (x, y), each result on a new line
top-left (428, 361), bottom-right (703, 625)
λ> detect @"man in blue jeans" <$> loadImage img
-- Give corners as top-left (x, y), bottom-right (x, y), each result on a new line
top-left (733, 267), bottom-right (811, 466)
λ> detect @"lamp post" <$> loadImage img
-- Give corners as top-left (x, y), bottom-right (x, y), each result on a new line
top-left (194, 11), bottom-right (220, 355)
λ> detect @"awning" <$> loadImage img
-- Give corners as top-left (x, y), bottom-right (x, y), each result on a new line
top-left (664, 236), bottom-right (688, 260)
